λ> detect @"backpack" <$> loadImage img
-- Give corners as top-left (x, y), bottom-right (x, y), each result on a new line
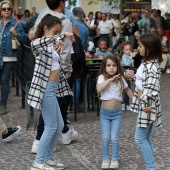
top-left (71, 34), bottom-right (87, 79)
top-left (23, 14), bottom-right (38, 34)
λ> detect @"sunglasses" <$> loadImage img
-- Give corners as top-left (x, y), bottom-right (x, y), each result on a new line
top-left (2, 7), bottom-right (11, 11)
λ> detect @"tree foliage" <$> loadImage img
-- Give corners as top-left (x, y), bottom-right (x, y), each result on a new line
top-left (88, 0), bottom-right (120, 5)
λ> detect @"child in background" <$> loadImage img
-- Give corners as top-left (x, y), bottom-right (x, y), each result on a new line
top-left (120, 41), bottom-right (134, 110)
top-left (120, 41), bottom-right (134, 67)
top-left (131, 33), bottom-right (162, 170)
top-left (96, 55), bottom-right (133, 169)
top-left (27, 14), bottom-right (74, 170)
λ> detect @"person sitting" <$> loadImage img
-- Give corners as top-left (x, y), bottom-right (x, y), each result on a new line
top-left (157, 28), bottom-right (169, 73)
top-left (119, 41), bottom-right (134, 68)
top-left (94, 38), bottom-right (112, 59)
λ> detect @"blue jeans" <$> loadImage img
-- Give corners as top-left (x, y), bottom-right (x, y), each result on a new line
top-left (72, 79), bottom-right (81, 106)
top-left (135, 121), bottom-right (156, 170)
top-left (35, 81), bottom-right (64, 163)
top-left (100, 106), bottom-right (122, 159)
top-left (0, 62), bottom-right (15, 106)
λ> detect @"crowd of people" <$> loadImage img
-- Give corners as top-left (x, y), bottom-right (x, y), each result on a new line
top-left (0, 0), bottom-right (169, 169)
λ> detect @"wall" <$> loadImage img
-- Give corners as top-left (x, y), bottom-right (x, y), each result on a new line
top-left (152, 0), bottom-right (170, 14)
top-left (80, 0), bottom-right (100, 16)
top-left (25, 0), bottom-right (46, 13)
top-left (23, 0), bottom-right (100, 15)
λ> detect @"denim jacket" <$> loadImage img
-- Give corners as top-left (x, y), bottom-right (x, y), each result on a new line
top-left (1, 17), bottom-right (27, 57)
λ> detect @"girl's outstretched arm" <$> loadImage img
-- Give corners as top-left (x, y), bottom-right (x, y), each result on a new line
top-left (124, 87), bottom-right (133, 101)
top-left (97, 75), bottom-right (120, 93)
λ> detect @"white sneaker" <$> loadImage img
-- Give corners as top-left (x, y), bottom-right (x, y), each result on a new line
top-left (166, 68), bottom-right (170, 73)
top-left (62, 128), bottom-right (78, 145)
top-left (45, 158), bottom-right (64, 169)
top-left (31, 139), bottom-right (57, 154)
top-left (31, 162), bottom-right (55, 170)
top-left (126, 105), bottom-right (131, 111)
top-left (101, 159), bottom-right (110, 169)
top-left (31, 139), bottom-right (39, 154)
top-left (110, 159), bottom-right (119, 169)
top-left (121, 103), bottom-right (125, 111)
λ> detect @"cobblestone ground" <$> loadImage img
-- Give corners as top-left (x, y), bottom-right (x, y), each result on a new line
top-left (0, 74), bottom-right (170, 170)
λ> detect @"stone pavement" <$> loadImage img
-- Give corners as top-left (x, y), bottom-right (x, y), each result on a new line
top-left (0, 74), bottom-right (170, 170)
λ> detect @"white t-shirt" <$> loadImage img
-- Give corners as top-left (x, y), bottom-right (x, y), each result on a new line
top-left (135, 63), bottom-right (144, 90)
top-left (97, 75), bottom-right (128, 101)
top-left (98, 20), bottom-right (113, 34)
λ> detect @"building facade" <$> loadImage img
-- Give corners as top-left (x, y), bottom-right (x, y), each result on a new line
top-left (7, 0), bottom-right (100, 16)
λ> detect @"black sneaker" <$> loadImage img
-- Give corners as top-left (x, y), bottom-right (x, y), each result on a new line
top-left (2, 125), bottom-right (22, 142)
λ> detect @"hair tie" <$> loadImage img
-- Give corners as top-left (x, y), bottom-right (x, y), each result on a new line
top-left (122, 41), bottom-right (129, 46)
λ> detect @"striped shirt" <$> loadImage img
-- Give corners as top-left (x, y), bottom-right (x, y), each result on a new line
top-left (27, 36), bottom-right (73, 110)
top-left (130, 60), bottom-right (162, 127)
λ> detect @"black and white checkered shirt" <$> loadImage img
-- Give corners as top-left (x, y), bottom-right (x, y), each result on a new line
top-left (27, 36), bottom-right (73, 110)
top-left (130, 61), bottom-right (162, 127)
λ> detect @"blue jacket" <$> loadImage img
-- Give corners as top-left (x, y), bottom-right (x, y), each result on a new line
top-left (76, 19), bottom-right (89, 49)
top-left (1, 17), bottom-right (27, 57)
top-left (121, 53), bottom-right (134, 67)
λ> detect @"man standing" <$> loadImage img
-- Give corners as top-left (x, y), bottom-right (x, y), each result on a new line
top-left (15, 6), bottom-right (24, 20)
top-left (138, 9), bottom-right (156, 34)
top-left (97, 13), bottom-right (113, 47)
top-left (72, 7), bottom-right (89, 107)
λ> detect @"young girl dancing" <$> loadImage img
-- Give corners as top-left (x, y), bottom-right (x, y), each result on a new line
top-left (96, 55), bottom-right (133, 169)
top-left (27, 14), bottom-right (74, 170)
top-left (120, 41), bottom-right (134, 67)
top-left (131, 33), bottom-right (162, 170)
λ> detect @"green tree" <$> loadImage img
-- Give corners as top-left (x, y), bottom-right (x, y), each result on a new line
top-left (88, 0), bottom-right (120, 5)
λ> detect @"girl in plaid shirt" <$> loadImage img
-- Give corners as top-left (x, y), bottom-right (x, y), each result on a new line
top-left (131, 33), bottom-right (162, 170)
top-left (28, 14), bottom-right (74, 170)
top-left (96, 55), bottom-right (133, 169)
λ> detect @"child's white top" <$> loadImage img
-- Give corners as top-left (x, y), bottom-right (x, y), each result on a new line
top-left (135, 63), bottom-right (144, 90)
top-left (97, 75), bottom-right (128, 101)
top-left (51, 45), bottom-right (60, 71)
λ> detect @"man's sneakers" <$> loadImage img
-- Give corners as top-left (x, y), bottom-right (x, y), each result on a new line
top-left (31, 139), bottom-right (57, 154)
top-left (62, 128), bottom-right (78, 145)
top-left (45, 158), bottom-right (64, 170)
top-left (101, 159), bottom-right (119, 169)
top-left (110, 159), bottom-right (119, 169)
top-left (2, 125), bottom-right (22, 142)
top-left (0, 105), bottom-right (7, 115)
top-left (31, 139), bottom-right (40, 154)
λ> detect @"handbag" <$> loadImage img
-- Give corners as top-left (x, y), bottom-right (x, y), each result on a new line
top-left (11, 21), bottom-right (21, 50)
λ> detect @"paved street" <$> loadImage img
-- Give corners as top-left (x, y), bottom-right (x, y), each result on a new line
top-left (0, 74), bottom-right (170, 170)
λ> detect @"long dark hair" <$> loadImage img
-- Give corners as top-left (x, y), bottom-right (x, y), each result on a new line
top-left (139, 34), bottom-right (163, 63)
top-left (33, 14), bottom-right (61, 39)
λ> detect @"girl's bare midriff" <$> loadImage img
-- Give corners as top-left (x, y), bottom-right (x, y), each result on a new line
top-left (101, 98), bottom-right (121, 110)
top-left (49, 69), bottom-right (60, 82)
